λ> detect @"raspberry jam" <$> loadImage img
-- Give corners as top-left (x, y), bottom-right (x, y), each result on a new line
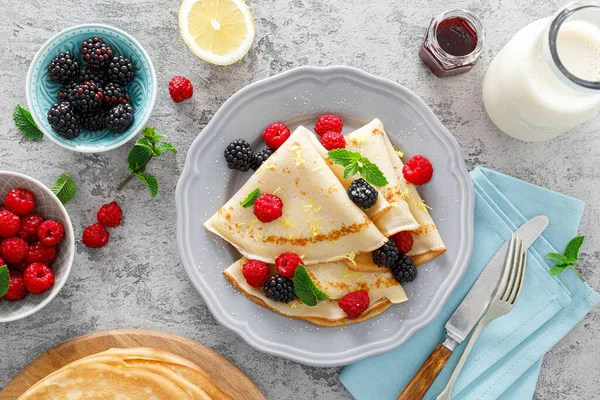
top-left (419, 10), bottom-right (485, 78)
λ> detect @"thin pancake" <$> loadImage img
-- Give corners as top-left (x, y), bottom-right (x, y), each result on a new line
top-left (223, 258), bottom-right (407, 327)
top-left (346, 121), bottom-right (446, 270)
top-left (19, 362), bottom-right (193, 400)
top-left (308, 120), bottom-right (419, 236)
top-left (205, 126), bottom-right (387, 265)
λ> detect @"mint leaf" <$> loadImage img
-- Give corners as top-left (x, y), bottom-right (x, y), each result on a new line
top-left (564, 236), bottom-right (584, 260)
top-left (358, 157), bottom-right (388, 187)
top-left (13, 104), bottom-right (43, 141)
top-left (134, 172), bottom-right (159, 198)
top-left (240, 188), bottom-right (261, 208)
top-left (293, 265), bottom-right (329, 306)
top-left (128, 145), bottom-right (152, 172)
top-left (135, 137), bottom-right (155, 154)
top-left (50, 173), bottom-right (76, 204)
top-left (549, 265), bottom-right (569, 276)
top-left (0, 265), bottom-right (9, 298)
top-left (155, 142), bottom-right (178, 156)
top-left (327, 149), bottom-right (362, 167)
top-left (546, 253), bottom-right (569, 265)
top-left (343, 163), bottom-right (359, 179)
top-left (142, 126), bottom-right (164, 143)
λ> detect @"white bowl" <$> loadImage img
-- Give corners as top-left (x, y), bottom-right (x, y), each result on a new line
top-left (0, 171), bottom-right (75, 323)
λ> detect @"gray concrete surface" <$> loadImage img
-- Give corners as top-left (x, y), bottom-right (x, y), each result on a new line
top-left (1, 0), bottom-right (598, 398)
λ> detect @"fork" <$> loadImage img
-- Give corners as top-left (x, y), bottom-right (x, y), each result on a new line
top-left (436, 234), bottom-right (527, 400)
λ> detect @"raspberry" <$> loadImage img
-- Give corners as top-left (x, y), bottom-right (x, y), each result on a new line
top-left (4, 188), bottom-right (36, 216)
top-left (23, 263), bottom-right (55, 294)
top-left (338, 290), bottom-right (370, 320)
top-left (9, 262), bottom-right (29, 272)
top-left (37, 220), bottom-right (65, 246)
top-left (19, 213), bottom-right (44, 243)
top-left (320, 131), bottom-right (346, 150)
top-left (262, 122), bottom-right (290, 150)
top-left (0, 210), bottom-right (21, 238)
top-left (0, 257), bottom-right (4, 266)
top-left (97, 201), bottom-right (122, 227)
top-left (0, 237), bottom-right (29, 264)
top-left (3, 271), bottom-right (27, 301)
top-left (402, 155), bottom-right (434, 185)
top-left (26, 242), bottom-right (57, 265)
top-left (169, 76), bottom-right (194, 102)
top-left (391, 231), bottom-right (414, 254)
top-left (82, 223), bottom-right (110, 248)
top-left (314, 114), bottom-right (343, 136)
top-left (253, 194), bottom-right (283, 223)
top-left (275, 252), bottom-right (302, 278)
top-left (241, 260), bottom-right (270, 287)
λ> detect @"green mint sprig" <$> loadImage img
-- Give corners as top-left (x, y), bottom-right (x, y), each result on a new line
top-left (546, 236), bottom-right (585, 281)
top-left (293, 265), bottom-right (329, 306)
top-left (13, 104), bottom-right (43, 141)
top-left (0, 265), bottom-right (9, 298)
top-left (50, 173), bottom-right (77, 204)
top-left (240, 188), bottom-right (261, 208)
top-left (118, 127), bottom-right (177, 198)
top-left (327, 149), bottom-right (388, 187)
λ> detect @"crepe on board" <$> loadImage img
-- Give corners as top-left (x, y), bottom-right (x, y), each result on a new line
top-left (223, 258), bottom-right (407, 327)
top-left (205, 126), bottom-right (387, 265)
top-left (308, 119), bottom-right (419, 237)
top-left (347, 120), bottom-right (446, 271)
top-left (19, 347), bottom-right (232, 400)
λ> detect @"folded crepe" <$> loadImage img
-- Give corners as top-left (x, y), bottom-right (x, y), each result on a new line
top-left (205, 126), bottom-right (387, 265)
top-left (308, 119), bottom-right (419, 237)
top-left (19, 347), bottom-right (232, 400)
top-left (346, 120), bottom-right (446, 270)
top-left (223, 258), bottom-right (407, 327)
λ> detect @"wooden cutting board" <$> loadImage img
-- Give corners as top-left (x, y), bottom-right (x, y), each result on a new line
top-left (0, 329), bottom-right (265, 400)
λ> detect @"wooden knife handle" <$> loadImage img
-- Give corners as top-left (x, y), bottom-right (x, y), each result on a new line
top-left (397, 344), bottom-right (452, 400)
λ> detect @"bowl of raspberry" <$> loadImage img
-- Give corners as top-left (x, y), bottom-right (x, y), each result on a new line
top-left (0, 171), bottom-right (75, 322)
top-left (26, 24), bottom-right (157, 153)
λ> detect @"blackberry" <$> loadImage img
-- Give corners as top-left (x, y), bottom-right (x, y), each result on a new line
top-left (263, 275), bottom-right (296, 303)
top-left (250, 148), bottom-right (274, 171)
top-left (79, 65), bottom-right (106, 86)
top-left (348, 178), bottom-right (378, 209)
top-left (57, 81), bottom-right (78, 103)
top-left (106, 103), bottom-right (134, 133)
top-left (47, 103), bottom-right (80, 139)
top-left (391, 254), bottom-right (418, 283)
top-left (72, 81), bottom-right (104, 113)
top-left (103, 82), bottom-right (131, 106)
top-left (80, 111), bottom-right (108, 131)
top-left (47, 52), bottom-right (79, 83)
top-left (224, 139), bottom-right (253, 171)
top-left (372, 240), bottom-right (400, 268)
top-left (106, 56), bottom-right (135, 85)
top-left (80, 37), bottom-right (113, 69)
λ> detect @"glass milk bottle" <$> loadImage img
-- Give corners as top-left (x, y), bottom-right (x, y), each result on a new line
top-left (483, 1), bottom-right (600, 142)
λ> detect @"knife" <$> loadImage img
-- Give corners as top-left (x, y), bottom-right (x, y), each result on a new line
top-left (398, 215), bottom-right (549, 400)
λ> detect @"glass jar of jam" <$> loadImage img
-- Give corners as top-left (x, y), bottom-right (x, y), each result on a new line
top-left (419, 9), bottom-right (485, 77)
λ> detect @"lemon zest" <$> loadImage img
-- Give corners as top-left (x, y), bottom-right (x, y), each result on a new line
top-left (354, 136), bottom-right (366, 144)
top-left (290, 302), bottom-right (298, 309)
top-left (396, 150), bottom-right (404, 158)
top-left (290, 143), bottom-right (305, 166)
top-left (247, 218), bottom-right (258, 232)
top-left (343, 271), bottom-right (364, 279)
top-left (273, 187), bottom-right (282, 195)
top-left (303, 198), bottom-right (322, 213)
top-left (401, 188), bottom-right (412, 201)
top-left (312, 166), bottom-right (323, 171)
top-left (417, 201), bottom-right (432, 211)
top-left (306, 217), bottom-right (321, 237)
top-left (292, 327), bottom-right (297, 332)
top-left (282, 218), bottom-right (297, 230)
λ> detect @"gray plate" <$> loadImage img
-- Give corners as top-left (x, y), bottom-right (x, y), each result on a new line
top-left (176, 66), bottom-right (474, 367)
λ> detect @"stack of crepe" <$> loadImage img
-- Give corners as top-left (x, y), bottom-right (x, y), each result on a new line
top-left (205, 119), bottom-right (445, 327)
top-left (19, 348), bottom-right (232, 400)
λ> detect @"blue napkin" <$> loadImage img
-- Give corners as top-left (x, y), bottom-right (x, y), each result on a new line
top-left (340, 167), bottom-right (599, 400)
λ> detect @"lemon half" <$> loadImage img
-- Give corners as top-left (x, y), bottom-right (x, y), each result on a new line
top-left (179, 0), bottom-right (255, 65)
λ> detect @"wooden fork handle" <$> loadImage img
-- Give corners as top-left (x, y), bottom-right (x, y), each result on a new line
top-left (397, 344), bottom-right (452, 400)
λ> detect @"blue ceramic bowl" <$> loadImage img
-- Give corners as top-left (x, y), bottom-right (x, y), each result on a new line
top-left (26, 24), bottom-right (157, 153)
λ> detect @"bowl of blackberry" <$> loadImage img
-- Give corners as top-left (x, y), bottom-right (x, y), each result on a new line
top-left (26, 24), bottom-right (156, 153)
